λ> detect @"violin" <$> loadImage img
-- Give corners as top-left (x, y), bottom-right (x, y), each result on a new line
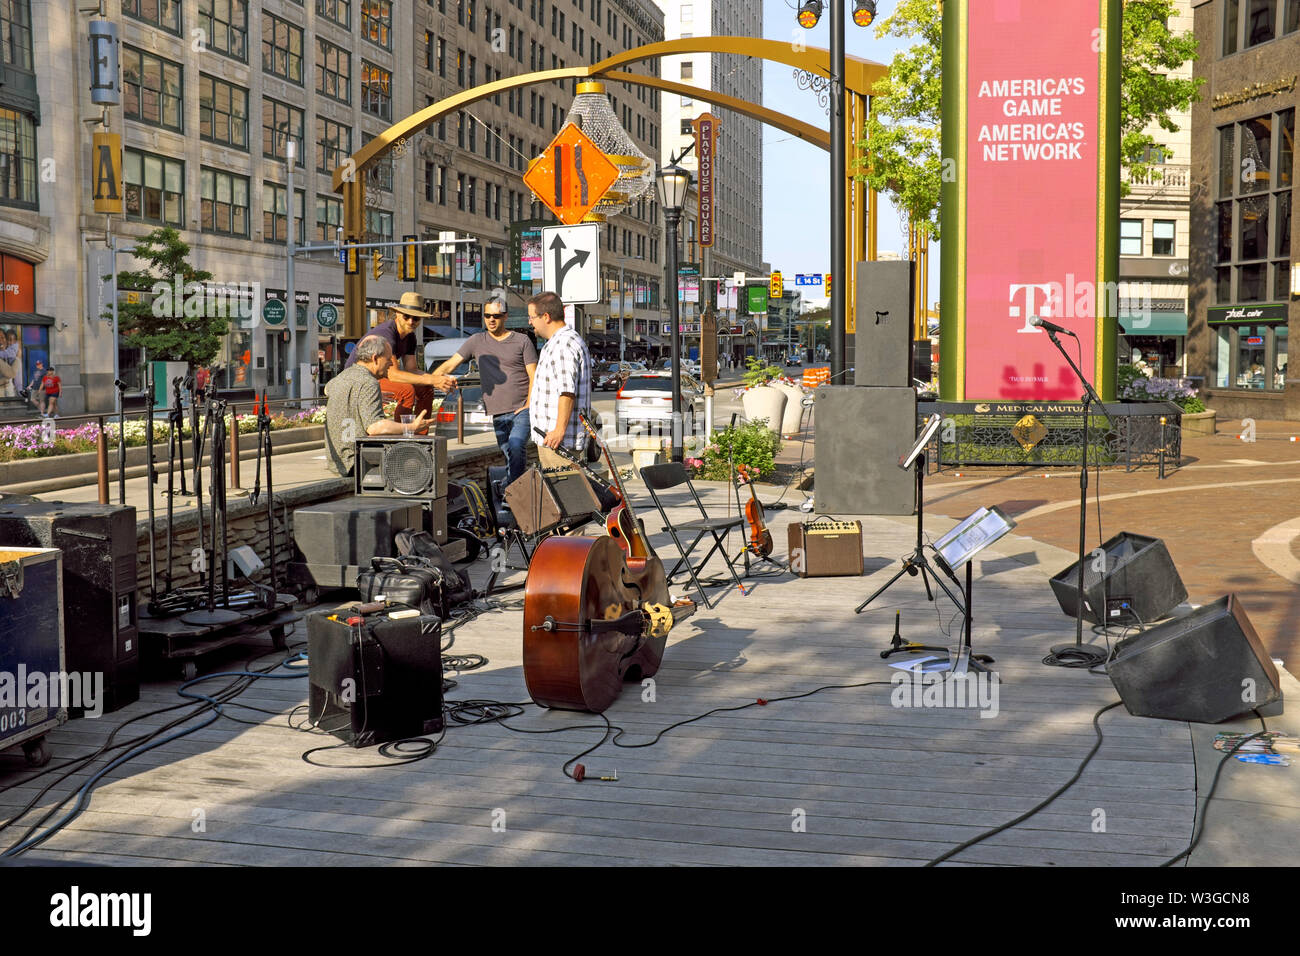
top-left (523, 412), bottom-right (692, 712)
top-left (738, 465), bottom-right (773, 557)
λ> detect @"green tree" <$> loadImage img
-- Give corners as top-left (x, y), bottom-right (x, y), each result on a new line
top-left (859, 0), bottom-right (1203, 240)
top-left (105, 227), bottom-right (232, 367)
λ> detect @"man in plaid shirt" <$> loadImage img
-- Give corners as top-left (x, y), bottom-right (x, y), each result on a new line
top-left (527, 291), bottom-right (591, 470)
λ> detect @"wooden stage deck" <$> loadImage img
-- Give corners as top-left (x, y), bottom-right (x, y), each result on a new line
top-left (3, 482), bottom-right (1285, 867)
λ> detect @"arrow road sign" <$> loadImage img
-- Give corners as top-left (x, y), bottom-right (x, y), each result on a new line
top-left (540, 223), bottom-right (600, 303)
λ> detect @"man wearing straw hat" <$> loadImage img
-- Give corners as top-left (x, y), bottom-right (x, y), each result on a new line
top-left (345, 291), bottom-right (456, 419)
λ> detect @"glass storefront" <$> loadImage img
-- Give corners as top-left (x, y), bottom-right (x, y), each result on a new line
top-left (1214, 322), bottom-right (1288, 391)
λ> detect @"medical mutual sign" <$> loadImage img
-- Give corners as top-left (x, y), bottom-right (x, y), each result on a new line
top-left (940, 0), bottom-right (1121, 401)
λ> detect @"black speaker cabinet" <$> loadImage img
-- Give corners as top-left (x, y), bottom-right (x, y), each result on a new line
top-left (292, 497), bottom-right (423, 567)
top-left (814, 386), bottom-right (917, 515)
top-left (1050, 532), bottom-right (1187, 625)
top-left (355, 436), bottom-right (448, 499)
top-left (502, 467), bottom-right (603, 536)
top-left (1108, 594), bottom-right (1281, 723)
top-left (0, 502), bottom-right (139, 715)
top-left (307, 608), bottom-right (443, 746)
top-left (853, 260), bottom-right (915, 388)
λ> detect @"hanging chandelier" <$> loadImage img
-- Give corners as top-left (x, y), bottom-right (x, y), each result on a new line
top-left (565, 80), bottom-right (655, 220)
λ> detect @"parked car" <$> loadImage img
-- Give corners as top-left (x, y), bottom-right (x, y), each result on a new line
top-left (615, 371), bottom-right (706, 436)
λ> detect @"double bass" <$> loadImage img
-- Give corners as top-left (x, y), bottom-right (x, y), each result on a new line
top-left (523, 412), bottom-right (693, 712)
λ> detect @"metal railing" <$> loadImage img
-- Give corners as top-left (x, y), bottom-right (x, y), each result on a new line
top-left (919, 401), bottom-right (1184, 472)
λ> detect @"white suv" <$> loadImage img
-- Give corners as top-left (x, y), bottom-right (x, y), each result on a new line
top-left (615, 371), bottom-right (705, 436)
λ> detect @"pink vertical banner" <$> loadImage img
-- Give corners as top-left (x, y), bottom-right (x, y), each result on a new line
top-left (964, 3), bottom-right (1103, 400)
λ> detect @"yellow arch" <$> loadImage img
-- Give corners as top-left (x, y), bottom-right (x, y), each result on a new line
top-left (338, 37), bottom-right (887, 335)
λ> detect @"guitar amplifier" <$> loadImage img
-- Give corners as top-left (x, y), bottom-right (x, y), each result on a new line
top-left (503, 467), bottom-right (603, 536)
top-left (788, 520), bottom-right (864, 577)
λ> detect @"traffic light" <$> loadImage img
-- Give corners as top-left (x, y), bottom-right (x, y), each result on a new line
top-left (825, 273), bottom-right (832, 297)
top-left (373, 252), bottom-right (385, 281)
top-left (770, 271), bottom-right (783, 299)
top-left (400, 235), bottom-right (419, 282)
top-left (344, 242), bottom-right (359, 275)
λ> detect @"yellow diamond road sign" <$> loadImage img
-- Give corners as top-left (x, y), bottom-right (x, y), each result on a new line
top-left (522, 123), bottom-right (620, 226)
top-left (1012, 414), bottom-right (1049, 450)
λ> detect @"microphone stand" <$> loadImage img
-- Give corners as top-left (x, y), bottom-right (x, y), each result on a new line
top-left (1039, 325), bottom-right (1107, 662)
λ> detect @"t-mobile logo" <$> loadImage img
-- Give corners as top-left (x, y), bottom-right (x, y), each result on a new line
top-left (1009, 283), bottom-right (1054, 334)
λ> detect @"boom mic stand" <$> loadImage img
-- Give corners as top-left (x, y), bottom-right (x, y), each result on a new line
top-left (251, 391), bottom-right (279, 605)
top-left (855, 449), bottom-right (936, 614)
top-left (113, 378), bottom-right (129, 505)
top-left (182, 393), bottom-right (239, 626)
top-left (145, 365), bottom-right (158, 605)
top-left (1037, 322), bottom-right (1108, 663)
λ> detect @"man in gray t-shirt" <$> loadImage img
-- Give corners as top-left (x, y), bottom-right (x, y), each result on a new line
top-left (324, 335), bottom-right (429, 475)
top-left (431, 291), bottom-right (537, 484)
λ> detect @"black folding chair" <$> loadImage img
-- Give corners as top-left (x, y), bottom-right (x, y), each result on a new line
top-left (639, 462), bottom-right (747, 609)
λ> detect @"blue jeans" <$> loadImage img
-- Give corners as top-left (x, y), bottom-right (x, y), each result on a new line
top-left (493, 408), bottom-right (530, 486)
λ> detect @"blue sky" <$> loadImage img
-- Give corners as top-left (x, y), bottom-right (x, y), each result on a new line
top-left (759, 1), bottom-right (940, 308)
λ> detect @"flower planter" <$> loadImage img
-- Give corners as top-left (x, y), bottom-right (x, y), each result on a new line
top-left (741, 385), bottom-right (787, 437)
top-left (770, 380), bottom-right (807, 438)
top-left (1180, 409), bottom-right (1216, 437)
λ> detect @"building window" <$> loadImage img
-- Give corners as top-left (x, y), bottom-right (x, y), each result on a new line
top-left (199, 74), bottom-right (248, 149)
top-left (263, 182), bottom-right (305, 244)
top-left (200, 167), bottom-right (250, 237)
top-left (365, 208), bottom-right (393, 248)
top-left (1224, 0), bottom-right (1300, 52)
top-left (1120, 219), bottom-right (1143, 256)
top-left (262, 98), bottom-right (305, 167)
top-left (1215, 109), bottom-right (1294, 305)
top-left (316, 38), bottom-right (351, 104)
top-left (316, 194), bottom-right (342, 242)
top-left (361, 61), bottom-right (391, 120)
top-left (1214, 324), bottom-right (1289, 391)
top-left (360, 133), bottom-right (393, 191)
top-left (316, 117), bottom-right (351, 174)
top-left (0, 107), bottom-right (37, 208)
top-left (123, 0), bottom-right (180, 35)
top-left (0, 0), bottom-right (33, 71)
top-left (425, 162), bottom-right (446, 204)
top-left (262, 13), bottom-right (304, 85)
top-left (360, 0), bottom-right (392, 50)
top-left (316, 0), bottom-right (351, 28)
top-left (197, 0), bottom-right (247, 62)
top-left (123, 47), bottom-right (184, 132)
top-left (1152, 220), bottom-right (1175, 257)
top-left (124, 148), bottom-right (184, 226)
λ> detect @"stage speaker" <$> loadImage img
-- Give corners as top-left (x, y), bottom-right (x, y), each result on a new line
top-left (292, 497), bottom-right (423, 567)
top-left (355, 436), bottom-right (448, 499)
top-left (307, 608), bottom-right (443, 746)
top-left (502, 467), bottom-right (603, 536)
top-left (853, 260), bottom-right (914, 388)
top-left (1049, 532), bottom-right (1187, 625)
top-left (0, 502), bottom-right (139, 715)
top-left (814, 386), bottom-right (917, 515)
top-left (1107, 594), bottom-right (1281, 723)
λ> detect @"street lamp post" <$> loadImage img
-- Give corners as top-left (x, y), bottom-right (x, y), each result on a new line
top-left (657, 163), bottom-right (692, 463)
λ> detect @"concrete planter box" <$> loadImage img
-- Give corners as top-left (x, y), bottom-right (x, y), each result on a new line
top-left (1180, 409), bottom-right (1216, 437)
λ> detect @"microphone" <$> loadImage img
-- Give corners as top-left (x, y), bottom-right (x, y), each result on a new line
top-left (1029, 316), bottom-right (1076, 337)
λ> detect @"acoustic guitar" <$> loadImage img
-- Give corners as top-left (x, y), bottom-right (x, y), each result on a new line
top-left (522, 412), bottom-right (693, 712)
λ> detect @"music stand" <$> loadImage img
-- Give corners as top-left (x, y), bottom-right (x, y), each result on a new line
top-left (927, 506), bottom-right (1018, 675)
top-left (855, 414), bottom-right (942, 616)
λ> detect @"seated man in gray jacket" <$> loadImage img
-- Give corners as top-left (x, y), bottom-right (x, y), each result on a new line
top-left (324, 334), bottom-right (429, 476)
